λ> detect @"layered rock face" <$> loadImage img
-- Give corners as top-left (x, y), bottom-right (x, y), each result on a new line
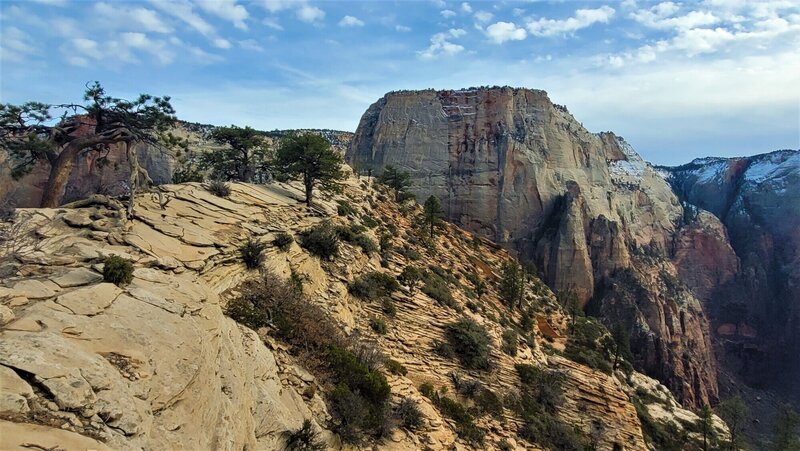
top-left (347, 87), bottom-right (725, 407)
top-left (665, 150), bottom-right (800, 401)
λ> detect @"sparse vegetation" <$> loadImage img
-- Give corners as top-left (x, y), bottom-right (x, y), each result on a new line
top-left (421, 270), bottom-right (455, 308)
top-left (206, 179), bottom-right (231, 197)
top-left (349, 271), bottom-right (400, 300)
top-left (370, 317), bottom-right (388, 334)
top-left (103, 255), bottom-right (134, 286)
top-left (283, 419), bottom-right (325, 451)
top-left (384, 358), bottom-right (407, 376)
top-left (502, 329), bottom-right (518, 356)
top-left (379, 165), bottom-right (412, 202)
top-left (564, 317), bottom-right (614, 374)
top-left (240, 237), bottom-right (266, 269)
top-left (199, 125), bottom-right (271, 182)
top-left (398, 265), bottom-right (423, 294)
top-left (421, 384), bottom-right (485, 445)
top-left (445, 318), bottom-right (492, 370)
top-left (298, 223), bottom-right (340, 260)
top-left (396, 398), bottom-right (424, 431)
top-left (272, 232), bottom-right (294, 251)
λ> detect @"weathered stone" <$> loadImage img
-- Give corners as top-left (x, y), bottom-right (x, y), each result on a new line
top-left (55, 283), bottom-right (122, 316)
top-left (51, 267), bottom-right (104, 288)
top-left (11, 279), bottom-right (56, 299)
top-left (62, 210), bottom-right (93, 227)
top-left (0, 305), bottom-right (14, 324)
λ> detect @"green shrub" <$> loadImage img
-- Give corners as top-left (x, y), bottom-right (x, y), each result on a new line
top-left (362, 214), bottom-right (379, 228)
top-left (225, 271), bottom-right (342, 352)
top-left (396, 398), bottom-right (424, 431)
top-left (473, 388), bottom-right (504, 418)
top-left (206, 179), bottom-right (231, 197)
top-left (419, 382), bottom-right (435, 398)
top-left (103, 255), bottom-right (134, 286)
top-left (283, 419), bottom-right (325, 451)
top-left (421, 271), bottom-right (455, 308)
top-left (334, 224), bottom-right (378, 255)
top-left (354, 234), bottom-right (378, 255)
top-left (564, 317), bottom-right (613, 374)
top-left (240, 237), bottom-right (266, 269)
top-left (272, 232), bottom-right (293, 251)
top-left (445, 319), bottom-right (492, 370)
top-left (381, 298), bottom-right (397, 317)
top-left (502, 329), bottom-right (519, 356)
top-left (336, 200), bottom-right (356, 216)
top-left (384, 358), bottom-right (407, 376)
top-left (398, 245), bottom-right (421, 261)
top-left (327, 346), bottom-right (392, 443)
top-left (349, 271), bottom-right (400, 300)
top-left (370, 317), bottom-right (388, 334)
top-left (432, 340), bottom-right (455, 359)
top-left (398, 266), bottom-right (423, 293)
top-left (422, 390), bottom-right (485, 445)
top-left (298, 223), bottom-right (339, 260)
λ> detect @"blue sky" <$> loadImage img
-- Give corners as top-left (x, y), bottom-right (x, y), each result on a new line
top-left (1, 0), bottom-right (798, 165)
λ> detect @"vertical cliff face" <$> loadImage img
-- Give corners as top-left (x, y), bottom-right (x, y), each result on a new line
top-left (347, 87), bottom-right (726, 407)
top-left (666, 150), bottom-right (800, 401)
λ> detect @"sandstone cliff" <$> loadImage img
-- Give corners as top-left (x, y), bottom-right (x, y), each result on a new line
top-left (346, 87), bottom-right (728, 408)
top-left (664, 150), bottom-right (800, 403)
top-left (0, 171), bottom-right (727, 450)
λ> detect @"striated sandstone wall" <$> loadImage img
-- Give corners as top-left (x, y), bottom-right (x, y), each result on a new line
top-left (347, 87), bottom-right (724, 407)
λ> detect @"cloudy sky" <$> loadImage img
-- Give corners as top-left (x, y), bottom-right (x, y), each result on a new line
top-left (1, 0), bottom-right (798, 165)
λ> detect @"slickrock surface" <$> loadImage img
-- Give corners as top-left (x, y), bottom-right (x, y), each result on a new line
top-left (0, 173), bottom-right (727, 450)
top-left (347, 87), bottom-right (723, 408)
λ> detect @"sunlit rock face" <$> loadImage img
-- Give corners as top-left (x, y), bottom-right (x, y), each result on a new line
top-left (347, 86), bottom-right (730, 407)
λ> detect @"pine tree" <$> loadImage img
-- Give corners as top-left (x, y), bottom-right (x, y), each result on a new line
top-left (718, 395), bottom-right (748, 451)
top-left (379, 165), bottom-right (412, 202)
top-left (422, 195), bottom-right (443, 239)
top-left (499, 261), bottom-right (525, 309)
top-left (274, 133), bottom-right (345, 206)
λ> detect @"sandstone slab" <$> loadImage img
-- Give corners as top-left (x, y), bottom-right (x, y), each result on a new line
top-left (55, 283), bottom-right (122, 316)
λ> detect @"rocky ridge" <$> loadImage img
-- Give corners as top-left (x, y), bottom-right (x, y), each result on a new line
top-left (346, 87), bottom-right (727, 408)
top-left (0, 169), bottom-right (726, 450)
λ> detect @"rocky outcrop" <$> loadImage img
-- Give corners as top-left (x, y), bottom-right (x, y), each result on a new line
top-left (347, 87), bottom-right (723, 408)
top-left (1, 170), bottom-right (732, 450)
top-left (665, 150), bottom-right (800, 402)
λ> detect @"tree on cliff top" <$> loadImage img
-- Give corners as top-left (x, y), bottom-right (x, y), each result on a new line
top-left (200, 125), bottom-right (271, 182)
top-left (0, 81), bottom-right (179, 209)
top-left (274, 132), bottom-right (344, 207)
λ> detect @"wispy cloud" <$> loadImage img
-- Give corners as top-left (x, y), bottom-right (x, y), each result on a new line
top-left (339, 15), bottom-right (365, 27)
top-left (526, 6), bottom-right (615, 37)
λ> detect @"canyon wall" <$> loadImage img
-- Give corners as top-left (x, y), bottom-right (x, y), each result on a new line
top-left (347, 87), bottom-right (729, 407)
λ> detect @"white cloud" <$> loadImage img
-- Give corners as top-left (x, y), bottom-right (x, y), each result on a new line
top-left (213, 38), bottom-right (232, 49)
top-left (51, 18), bottom-right (80, 37)
top-left (239, 39), bottom-right (264, 52)
top-left (448, 28), bottom-right (467, 38)
top-left (29, 0), bottom-right (67, 5)
top-left (71, 38), bottom-right (103, 59)
top-left (66, 56), bottom-right (89, 67)
top-left (485, 21), bottom-right (527, 43)
top-left (196, 0), bottom-right (249, 30)
top-left (259, 0), bottom-right (296, 13)
top-left (631, 3), bottom-right (719, 30)
top-left (461, 3), bottom-right (472, 14)
top-left (474, 11), bottom-right (493, 23)
top-left (297, 5), bottom-right (325, 23)
top-left (120, 32), bottom-right (175, 63)
top-left (0, 27), bottom-right (37, 62)
top-left (526, 6), bottom-right (616, 37)
top-left (418, 30), bottom-right (466, 60)
top-left (441, 9), bottom-right (457, 19)
top-left (396, 25), bottom-right (411, 32)
top-left (150, 0), bottom-right (214, 36)
top-left (339, 15), bottom-right (365, 27)
top-left (263, 17), bottom-right (283, 30)
top-left (94, 2), bottom-right (172, 33)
